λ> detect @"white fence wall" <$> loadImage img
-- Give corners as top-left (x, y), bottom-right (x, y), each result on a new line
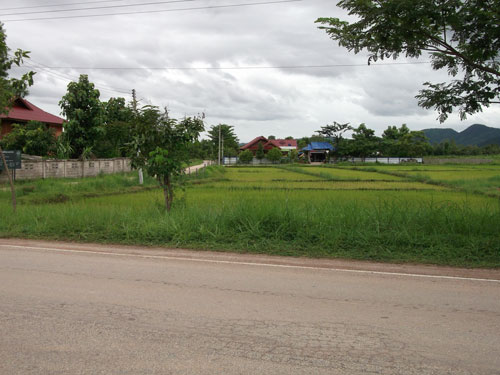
top-left (224, 156), bottom-right (423, 165)
top-left (339, 157), bottom-right (423, 164)
top-left (0, 157), bottom-right (132, 182)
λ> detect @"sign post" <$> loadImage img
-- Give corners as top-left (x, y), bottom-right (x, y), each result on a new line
top-left (0, 149), bottom-right (21, 212)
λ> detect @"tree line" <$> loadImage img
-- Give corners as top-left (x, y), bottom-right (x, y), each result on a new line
top-left (0, 75), bottom-right (242, 161)
top-left (304, 122), bottom-right (500, 159)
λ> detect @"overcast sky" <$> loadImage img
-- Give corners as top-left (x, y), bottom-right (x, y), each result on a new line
top-left (3, 0), bottom-right (499, 142)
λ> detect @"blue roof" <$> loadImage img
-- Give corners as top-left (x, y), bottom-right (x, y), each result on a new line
top-left (302, 142), bottom-right (334, 151)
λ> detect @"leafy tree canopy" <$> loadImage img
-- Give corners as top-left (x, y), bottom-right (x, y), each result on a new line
top-left (96, 97), bottom-right (134, 158)
top-left (349, 123), bottom-right (378, 157)
top-left (59, 74), bottom-right (104, 158)
top-left (238, 149), bottom-right (254, 164)
top-left (1, 121), bottom-right (56, 156)
top-left (267, 146), bottom-right (282, 163)
top-left (0, 23), bottom-right (35, 111)
top-left (129, 106), bottom-right (204, 211)
top-left (207, 124), bottom-right (239, 158)
top-left (255, 141), bottom-right (265, 160)
top-left (0, 23), bottom-right (35, 212)
top-left (104, 97), bottom-right (133, 125)
top-left (317, 121), bottom-right (352, 156)
top-left (316, 0), bottom-right (500, 122)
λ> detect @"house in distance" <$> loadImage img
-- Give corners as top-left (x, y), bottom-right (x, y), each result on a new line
top-left (302, 142), bottom-right (334, 162)
top-left (240, 136), bottom-right (297, 155)
top-left (0, 97), bottom-right (64, 138)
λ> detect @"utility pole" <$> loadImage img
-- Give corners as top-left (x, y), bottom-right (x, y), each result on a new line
top-left (221, 135), bottom-right (224, 165)
top-left (132, 89), bottom-right (143, 185)
top-left (218, 124), bottom-right (221, 165)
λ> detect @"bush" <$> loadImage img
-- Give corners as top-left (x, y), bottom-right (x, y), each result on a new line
top-left (267, 147), bottom-right (282, 163)
top-left (238, 149), bottom-right (253, 164)
top-left (1, 121), bottom-right (56, 156)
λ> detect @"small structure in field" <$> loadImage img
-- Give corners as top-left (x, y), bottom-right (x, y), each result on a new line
top-left (0, 97), bottom-right (64, 138)
top-left (302, 142), bottom-right (334, 162)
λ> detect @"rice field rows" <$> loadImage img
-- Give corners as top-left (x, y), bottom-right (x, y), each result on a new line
top-left (1, 163), bottom-right (499, 267)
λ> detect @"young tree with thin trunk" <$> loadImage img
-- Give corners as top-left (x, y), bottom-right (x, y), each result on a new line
top-left (129, 106), bottom-right (204, 211)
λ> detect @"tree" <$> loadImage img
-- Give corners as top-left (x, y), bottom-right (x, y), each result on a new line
top-left (316, 1), bottom-right (500, 122)
top-left (129, 106), bottom-right (204, 211)
top-left (0, 24), bottom-right (35, 107)
top-left (381, 124), bottom-right (410, 155)
top-left (59, 75), bottom-right (104, 158)
top-left (255, 141), bottom-right (265, 160)
top-left (290, 149), bottom-right (299, 163)
top-left (398, 131), bottom-right (432, 157)
top-left (103, 97), bottom-right (133, 125)
top-left (95, 97), bottom-right (134, 157)
top-left (1, 121), bottom-right (56, 156)
top-left (238, 149), bottom-right (253, 164)
top-left (349, 124), bottom-right (379, 158)
top-left (317, 121), bottom-right (352, 157)
top-left (267, 147), bottom-right (282, 164)
top-left (0, 22), bottom-right (35, 212)
top-left (207, 124), bottom-right (239, 159)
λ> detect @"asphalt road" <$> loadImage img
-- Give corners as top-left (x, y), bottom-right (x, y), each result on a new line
top-left (1, 239), bottom-right (499, 374)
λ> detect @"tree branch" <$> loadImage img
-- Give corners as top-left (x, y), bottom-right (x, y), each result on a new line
top-left (426, 34), bottom-right (500, 77)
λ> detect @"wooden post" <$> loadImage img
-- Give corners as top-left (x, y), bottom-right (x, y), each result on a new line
top-left (0, 146), bottom-right (16, 212)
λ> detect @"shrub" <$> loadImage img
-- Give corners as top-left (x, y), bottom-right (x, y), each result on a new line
top-left (238, 149), bottom-right (253, 164)
top-left (267, 147), bottom-right (282, 164)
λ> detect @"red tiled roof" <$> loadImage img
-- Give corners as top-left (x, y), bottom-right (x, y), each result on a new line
top-left (267, 139), bottom-right (297, 148)
top-left (0, 98), bottom-right (64, 125)
top-left (240, 136), bottom-right (267, 150)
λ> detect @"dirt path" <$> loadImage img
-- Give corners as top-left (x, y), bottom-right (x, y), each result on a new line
top-left (184, 160), bottom-right (213, 175)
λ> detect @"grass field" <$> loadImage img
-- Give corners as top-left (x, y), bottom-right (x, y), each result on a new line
top-left (1, 163), bottom-right (499, 267)
top-left (338, 164), bottom-right (500, 197)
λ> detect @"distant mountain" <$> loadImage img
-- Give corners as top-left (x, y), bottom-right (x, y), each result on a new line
top-left (423, 128), bottom-right (459, 144)
top-left (422, 124), bottom-right (500, 146)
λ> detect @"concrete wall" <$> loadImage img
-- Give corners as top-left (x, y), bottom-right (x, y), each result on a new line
top-left (338, 157), bottom-right (423, 164)
top-left (223, 157), bottom-right (277, 165)
top-left (1, 158), bottom-right (132, 182)
top-left (422, 157), bottom-right (493, 165)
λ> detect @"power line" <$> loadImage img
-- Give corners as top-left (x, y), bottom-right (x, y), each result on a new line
top-left (0, 0), bottom-right (130, 12)
top-left (0, 0), bottom-right (202, 16)
top-left (22, 61), bottom-right (432, 70)
top-left (14, 57), bottom-right (131, 96)
top-left (27, 58), bottom-right (131, 94)
top-left (2, 0), bottom-right (301, 22)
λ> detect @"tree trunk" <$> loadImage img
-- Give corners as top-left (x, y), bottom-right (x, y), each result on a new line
top-left (162, 174), bottom-right (173, 212)
top-left (0, 145), bottom-right (16, 212)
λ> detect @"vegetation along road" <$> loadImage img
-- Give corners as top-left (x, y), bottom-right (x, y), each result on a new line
top-left (1, 163), bottom-right (499, 267)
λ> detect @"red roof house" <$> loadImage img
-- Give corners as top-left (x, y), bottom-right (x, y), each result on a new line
top-left (0, 97), bottom-right (64, 138)
top-left (240, 136), bottom-right (297, 155)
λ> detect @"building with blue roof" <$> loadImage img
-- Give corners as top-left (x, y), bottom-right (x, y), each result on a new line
top-left (301, 142), bottom-right (334, 162)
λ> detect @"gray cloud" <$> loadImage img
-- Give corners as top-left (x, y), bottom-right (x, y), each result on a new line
top-left (3, 0), bottom-right (499, 141)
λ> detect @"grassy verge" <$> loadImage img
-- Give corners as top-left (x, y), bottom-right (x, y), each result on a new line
top-left (1, 165), bottom-right (499, 268)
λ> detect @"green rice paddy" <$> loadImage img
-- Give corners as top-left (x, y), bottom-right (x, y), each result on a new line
top-left (1, 163), bottom-right (499, 267)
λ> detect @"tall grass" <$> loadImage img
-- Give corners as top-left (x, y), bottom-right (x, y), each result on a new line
top-left (1, 165), bottom-right (499, 267)
top-left (1, 187), bottom-right (499, 267)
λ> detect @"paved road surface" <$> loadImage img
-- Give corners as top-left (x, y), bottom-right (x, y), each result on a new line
top-left (1, 239), bottom-right (499, 374)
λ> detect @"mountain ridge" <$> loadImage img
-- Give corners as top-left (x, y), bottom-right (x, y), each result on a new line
top-left (422, 124), bottom-right (500, 146)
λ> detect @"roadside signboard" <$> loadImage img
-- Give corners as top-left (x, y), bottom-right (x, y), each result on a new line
top-left (0, 150), bottom-right (22, 171)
